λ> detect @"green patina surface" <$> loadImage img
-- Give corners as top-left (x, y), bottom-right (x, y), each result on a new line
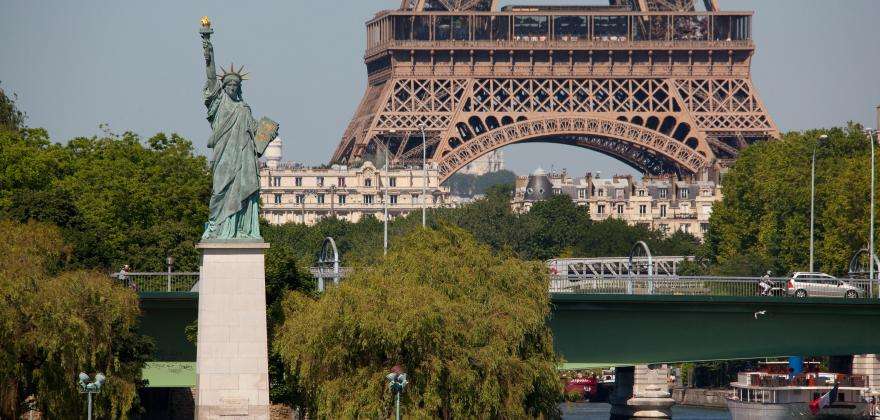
top-left (550, 294), bottom-right (880, 366)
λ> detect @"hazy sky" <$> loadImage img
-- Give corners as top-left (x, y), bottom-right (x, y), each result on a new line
top-left (2, 1), bottom-right (879, 177)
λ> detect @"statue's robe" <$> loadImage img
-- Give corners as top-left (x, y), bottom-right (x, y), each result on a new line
top-left (201, 81), bottom-right (261, 240)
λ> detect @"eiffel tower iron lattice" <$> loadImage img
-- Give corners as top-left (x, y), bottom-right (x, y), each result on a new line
top-left (331, 0), bottom-right (776, 182)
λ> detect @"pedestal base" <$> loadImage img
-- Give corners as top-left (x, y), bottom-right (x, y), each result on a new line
top-left (195, 242), bottom-right (270, 420)
top-left (610, 365), bottom-right (674, 419)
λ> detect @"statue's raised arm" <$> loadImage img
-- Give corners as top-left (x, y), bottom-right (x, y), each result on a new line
top-left (200, 17), bottom-right (217, 91)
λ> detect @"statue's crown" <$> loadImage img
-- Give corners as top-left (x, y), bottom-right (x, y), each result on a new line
top-left (219, 63), bottom-right (249, 83)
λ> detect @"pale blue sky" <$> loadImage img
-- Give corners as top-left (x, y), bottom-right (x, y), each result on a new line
top-left (2, 1), bottom-right (878, 176)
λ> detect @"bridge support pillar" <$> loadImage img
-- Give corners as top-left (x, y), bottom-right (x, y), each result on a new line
top-left (854, 354), bottom-right (880, 392)
top-left (610, 364), bottom-right (674, 419)
top-left (195, 242), bottom-right (270, 420)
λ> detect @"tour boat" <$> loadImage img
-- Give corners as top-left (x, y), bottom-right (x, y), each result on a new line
top-left (725, 370), bottom-right (872, 419)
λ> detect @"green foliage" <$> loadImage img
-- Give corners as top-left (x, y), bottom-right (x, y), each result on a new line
top-left (0, 220), bottom-right (152, 418)
top-left (0, 82), bottom-right (26, 131)
top-left (443, 169), bottom-right (517, 197)
top-left (0, 129), bottom-right (211, 271)
top-left (706, 125), bottom-right (874, 275)
top-left (274, 226), bottom-right (562, 418)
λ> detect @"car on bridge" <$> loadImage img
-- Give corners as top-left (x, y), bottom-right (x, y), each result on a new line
top-left (786, 272), bottom-right (864, 298)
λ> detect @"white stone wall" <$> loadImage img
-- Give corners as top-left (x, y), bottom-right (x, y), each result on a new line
top-left (196, 242), bottom-right (270, 419)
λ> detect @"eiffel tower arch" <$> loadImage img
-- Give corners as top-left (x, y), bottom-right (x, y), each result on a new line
top-left (331, 0), bottom-right (777, 183)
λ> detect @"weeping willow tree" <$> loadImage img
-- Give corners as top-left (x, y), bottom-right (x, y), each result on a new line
top-left (274, 225), bottom-right (562, 418)
top-left (0, 220), bottom-right (152, 418)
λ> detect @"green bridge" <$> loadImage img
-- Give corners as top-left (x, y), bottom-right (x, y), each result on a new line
top-left (551, 294), bottom-right (880, 368)
top-left (137, 290), bottom-right (880, 387)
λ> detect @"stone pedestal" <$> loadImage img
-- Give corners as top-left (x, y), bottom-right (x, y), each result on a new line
top-left (195, 242), bottom-right (270, 419)
top-left (610, 365), bottom-right (675, 419)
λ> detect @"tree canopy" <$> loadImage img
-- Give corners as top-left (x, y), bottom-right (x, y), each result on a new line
top-left (0, 220), bottom-right (151, 418)
top-left (705, 124), bottom-right (876, 276)
top-left (0, 127), bottom-right (211, 271)
top-left (274, 226), bottom-right (561, 418)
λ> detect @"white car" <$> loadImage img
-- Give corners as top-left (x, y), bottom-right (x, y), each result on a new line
top-left (786, 272), bottom-right (863, 298)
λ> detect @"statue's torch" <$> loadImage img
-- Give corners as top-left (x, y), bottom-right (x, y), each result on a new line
top-left (199, 16), bottom-right (213, 39)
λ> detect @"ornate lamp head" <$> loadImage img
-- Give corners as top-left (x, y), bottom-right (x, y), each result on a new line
top-left (219, 63), bottom-right (249, 85)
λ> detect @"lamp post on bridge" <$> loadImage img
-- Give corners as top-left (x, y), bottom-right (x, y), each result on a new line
top-left (809, 134), bottom-right (828, 273)
top-left (419, 123), bottom-right (427, 229)
top-left (78, 372), bottom-right (106, 420)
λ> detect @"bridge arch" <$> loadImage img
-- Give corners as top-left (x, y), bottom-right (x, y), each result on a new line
top-left (436, 116), bottom-right (711, 182)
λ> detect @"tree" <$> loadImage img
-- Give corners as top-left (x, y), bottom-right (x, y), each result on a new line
top-left (0, 129), bottom-right (211, 271)
top-left (274, 226), bottom-right (562, 418)
top-left (0, 220), bottom-right (151, 418)
top-left (0, 82), bottom-right (26, 131)
top-left (706, 125), bottom-right (874, 276)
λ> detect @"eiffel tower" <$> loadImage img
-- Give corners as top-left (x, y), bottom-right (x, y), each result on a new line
top-left (330, 0), bottom-right (777, 182)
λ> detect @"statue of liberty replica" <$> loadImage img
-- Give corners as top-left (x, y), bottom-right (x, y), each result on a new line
top-left (199, 16), bottom-right (278, 241)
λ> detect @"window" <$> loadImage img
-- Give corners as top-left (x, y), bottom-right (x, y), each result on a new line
top-left (316, 194), bottom-right (325, 204)
top-left (660, 205), bottom-right (667, 217)
top-left (364, 195), bottom-right (374, 204)
top-left (598, 189), bottom-right (604, 197)
top-left (680, 224), bottom-right (690, 234)
top-left (593, 15), bottom-right (629, 41)
top-left (514, 15), bottom-right (549, 40)
top-left (390, 195), bottom-right (398, 204)
top-left (639, 205), bottom-right (647, 215)
top-left (700, 223), bottom-right (709, 233)
top-left (295, 194), bottom-right (304, 204)
top-left (271, 176), bottom-right (281, 187)
top-left (295, 177), bottom-right (302, 187)
top-left (659, 224), bottom-right (669, 234)
top-left (553, 15), bottom-right (587, 41)
top-left (365, 178), bottom-right (372, 187)
top-left (680, 189), bottom-right (689, 199)
top-left (659, 188), bottom-right (668, 199)
top-left (615, 189), bottom-right (624, 199)
top-left (338, 195), bottom-right (346, 205)
top-left (338, 177), bottom-right (346, 187)
top-left (702, 189), bottom-right (712, 197)
top-left (617, 204), bottom-right (624, 214)
top-left (597, 204), bottom-right (606, 214)
top-left (389, 177), bottom-right (397, 187)
top-left (638, 190), bottom-right (645, 197)
top-left (553, 188), bottom-right (561, 195)
top-left (317, 177), bottom-right (324, 187)
top-left (273, 194), bottom-right (282, 204)
top-left (577, 189), bottom-right (586, 199)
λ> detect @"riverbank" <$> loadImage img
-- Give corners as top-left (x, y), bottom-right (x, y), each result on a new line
top-left (671, 387), bottom-right (732, 409)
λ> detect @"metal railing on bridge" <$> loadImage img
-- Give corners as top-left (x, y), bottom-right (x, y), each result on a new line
top-left (112, 272), bottom-right (199, 293)
top-left (550, 275), bottom-right (876, 299)
top-left (546, 255), bottom-right (693, 277)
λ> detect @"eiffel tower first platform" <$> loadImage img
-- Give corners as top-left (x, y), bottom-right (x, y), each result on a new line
top-left (330, 0), bottom-right (777, 182)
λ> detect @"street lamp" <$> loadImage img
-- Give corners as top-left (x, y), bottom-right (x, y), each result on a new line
top-left (78, 372), bottom-right (106, 420)
top-left (809, 134), bottom-right (827, 273)
top-left (383, 130), bottom-right (396, 256)
top-left (166, 256), bottom-right (174, 292)
top-left (419, 124), bottom-right (427, 228)
top-left (386, 366), bottom-right (408, 420)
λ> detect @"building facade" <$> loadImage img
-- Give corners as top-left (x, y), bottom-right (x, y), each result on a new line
top-left (260, 161), bottom-right (450, 226)
top-left (512, 170), bottom-right (722, 239)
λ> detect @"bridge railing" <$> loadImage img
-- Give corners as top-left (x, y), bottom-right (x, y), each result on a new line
top-left (550, 275), bottom-right (875, 299)
top-left (111, 272), bottom-right (200, 293)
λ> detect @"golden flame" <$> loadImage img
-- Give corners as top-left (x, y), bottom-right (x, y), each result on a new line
top-left (200, 16), bottom-right (211, 28)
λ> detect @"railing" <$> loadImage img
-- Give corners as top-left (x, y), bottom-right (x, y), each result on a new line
top-left (745, 373), bottom-right (869, 388)
top-left (112, 272), bottom-right (199, 293)
top-left (550, 275), bottom-right (876, 299)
